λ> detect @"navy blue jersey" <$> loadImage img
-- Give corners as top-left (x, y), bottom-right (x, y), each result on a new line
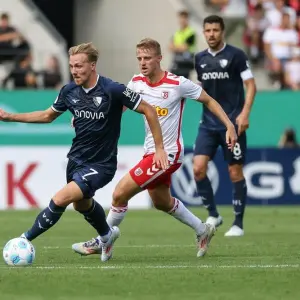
top-left (195, 44), bottom-right (252, 130)
top-left (51, 75), bottom-right (141, 165)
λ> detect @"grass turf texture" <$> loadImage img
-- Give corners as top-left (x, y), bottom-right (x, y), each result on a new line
top-left (0, 206), bottom-right (299, 300)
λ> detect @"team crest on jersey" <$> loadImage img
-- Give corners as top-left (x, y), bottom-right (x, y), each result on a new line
top-left (219, 59), bottom-right (228, 68)
top-left (93, 97), bottom-right (102, 107)
top-left (134, 167), bottom-right (143, 176)
top-left (161, 91), bottom-right (169, 99)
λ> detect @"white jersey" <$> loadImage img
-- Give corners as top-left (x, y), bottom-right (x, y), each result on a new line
top-left (128, 71), bottom-right (202, 162)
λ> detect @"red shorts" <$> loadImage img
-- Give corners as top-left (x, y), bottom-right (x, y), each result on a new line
top-left (129, 154), bottom-right (182, 190)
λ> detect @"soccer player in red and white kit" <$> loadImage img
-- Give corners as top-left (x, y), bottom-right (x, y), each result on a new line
top-left (72, 38), bottom-right (237, 258)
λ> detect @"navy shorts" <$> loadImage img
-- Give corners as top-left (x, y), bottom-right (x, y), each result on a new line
top-left (66, 159), bottom-right (116, 198)
top-left (194, 126), bottom-right (247, 165)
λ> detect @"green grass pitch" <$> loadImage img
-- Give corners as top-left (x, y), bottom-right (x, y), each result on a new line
top-left (0, 206), bottom-right (299, 300)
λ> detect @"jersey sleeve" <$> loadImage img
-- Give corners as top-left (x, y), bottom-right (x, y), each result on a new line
top-left (194, 54), bottom-right (202, 82)
top-left (235, 50), bottom-right (254, 81)
top-left (51, 87), bottom-right (68, 113)
top-left (179, 77), bottom-right (203, 100)
top-left (111, 82), bottom-right (142, 111)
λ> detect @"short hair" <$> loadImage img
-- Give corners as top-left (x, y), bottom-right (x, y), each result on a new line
top-left (203, 15), bottom-right (225, 31)
top-left (178, 10), bottom-right (189, 18)
top-left (1, 13), bottom-right (9, 20)
top-left (136, 38), bottom-right (161, 56)
top-left (68, 42), bottom-right (99, 63)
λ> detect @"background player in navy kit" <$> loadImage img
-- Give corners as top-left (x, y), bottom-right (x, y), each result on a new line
top-left (194, 15), bottom-right (257, 236)
top-left (0, 42), bottom-right (168, 261)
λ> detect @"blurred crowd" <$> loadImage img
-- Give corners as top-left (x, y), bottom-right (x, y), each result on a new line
top-left (206, 0), bottom-right (300, 90)
top-left (0, 12), bottom-right (62, 90)
top-left (245, 0), bottom-right (300, 90)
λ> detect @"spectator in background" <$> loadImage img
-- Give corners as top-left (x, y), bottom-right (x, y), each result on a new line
top-left (263, 13), bottom-right (298, 88)
top-left (2, 53), bottom-right (37, 89)
top-left (246, 3), bottom-right (269, 63)
top-left (278, 128), bottom-right (299, 148)
top-left (40, 55), bottom-right (62, 89)
top-left (284, 47), bottom-right (300, 90)
top-left (265, 0), bottom-right (296, 28)
top-left (296, 14), bottom-right (300, 45)
top-left (169, 10), bottom-right (196, 79)
top-left (0, 13), bottom-right (30, 63)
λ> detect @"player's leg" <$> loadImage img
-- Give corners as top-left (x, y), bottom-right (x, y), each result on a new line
top-left (72, 167), bottom-right (142, 258)
top-left (70, 163), bottom-right (121, 261)
top-left (148, 185), bottom-right (215, 257)
top-left (220, 130), bottom-right (247, 236)
top-left (22, 181), bottom-right (84, 241)
top-left (193, 127), bottom-right (223, 227)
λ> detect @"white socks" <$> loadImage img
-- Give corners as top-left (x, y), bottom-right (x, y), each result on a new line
top-left (97, 205), bottom-right (128, 242)
top-left (168, 198), bottom-right (206, 235)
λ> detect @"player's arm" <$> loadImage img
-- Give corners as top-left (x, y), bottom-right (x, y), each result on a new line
top-left (197, 90), bottom-right (237, 149)
top-left (236, 51), bottom-right (257, 135)
top-left (0, 107), bottom-right (60, 123)
top-left (180, 78), bottom-right (237, 150)
top-left (0, 86), bottom-right (68, 124)
top-left (114, 84), bottom-right (168, 170)
top-left (135, 100), bottom-right (165, 150)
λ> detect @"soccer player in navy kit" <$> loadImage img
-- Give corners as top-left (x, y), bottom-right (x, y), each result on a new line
top-left (194, 16), bottom-right (257, 236)
top-left (0, 43), bottom-right (168, 261)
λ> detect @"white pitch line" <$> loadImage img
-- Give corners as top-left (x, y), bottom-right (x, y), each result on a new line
top-left (42, 245), bottom-right (194, 249)
top-left (0, 264), bottom-right (299, 270)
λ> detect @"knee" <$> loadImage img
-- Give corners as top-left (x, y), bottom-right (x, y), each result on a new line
top-left (228, 165), bottom-right (244, 182)
top-left (73, 199), bottom-right (92, 212)
top-left (193, 164), bottom-right (207, 181)
top-left (112, 187), bottom-right (128, 207)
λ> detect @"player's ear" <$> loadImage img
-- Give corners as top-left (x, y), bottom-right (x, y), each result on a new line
top-left (91, 62), bottom-right (96, 70)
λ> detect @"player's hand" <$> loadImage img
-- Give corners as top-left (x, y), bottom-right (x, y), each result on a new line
top-left (226, 125), bottom-right (237, 151)
top-left (236, 113), bottom-right (249, 136)
top-left (0, 108), bottom-right (10, 121)
top-left (153, 148), bottom-right (169, 170)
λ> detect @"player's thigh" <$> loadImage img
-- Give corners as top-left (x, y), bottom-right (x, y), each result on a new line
top-left (112, 173), bottom-right (142, 205)
top-left (53, 181), bottom-right (84, 207)
top-left (194, 126), bottom-right (219, 159)
top-left (219, 130), bottom-right (247, 165)
top-left (148, 184), bottom-right (173, 209)
top-left (193, 154), bottom-right (211, 179)
top-left (130, 154), bottom-right (181, 190)
top-left (67, 160), bottom-right (116, 199)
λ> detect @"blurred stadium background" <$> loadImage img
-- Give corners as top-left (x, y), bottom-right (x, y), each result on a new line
top-left (1, 1), bottom-right (300, 299)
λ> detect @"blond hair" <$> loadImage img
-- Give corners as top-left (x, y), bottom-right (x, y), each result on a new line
top-left (68, 42), bottom-right (99, 63)
top-left (136, 38), bottom-right (161, 55)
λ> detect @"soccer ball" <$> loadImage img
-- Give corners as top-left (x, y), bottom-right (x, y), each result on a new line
top-left (3, 238), bottom-right (35, 266)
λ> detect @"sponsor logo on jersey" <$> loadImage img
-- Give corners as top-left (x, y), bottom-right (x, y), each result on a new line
top-left (74, 109), bottom-right (105, 120)
top-left (93, 97), bottom-right (102, 107)
top-left (219, 59), bottom-right (228, 68)
top-left (154, 106), bottom-right (169, 117)
top-left (201, 72), bottom-right (229, 80)
top-left (161, 91), bottom-right (169, 99)
top-left (134, 167), bottom-right (143, 176)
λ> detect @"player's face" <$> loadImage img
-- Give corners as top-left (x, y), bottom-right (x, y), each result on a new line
top-left (69, 53), bottom-right (96, 86)
top-left (136, 48), bottom-right (162, 77)
top-left (203, 23), bottom-right (224, 50)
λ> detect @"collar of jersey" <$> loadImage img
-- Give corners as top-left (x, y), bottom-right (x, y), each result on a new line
top-left (208, 43), bottom-right (227, 57)
top-left (82, 74), bottom-right (100, 93)
top-left (144, 71), bottom-right (168, 87)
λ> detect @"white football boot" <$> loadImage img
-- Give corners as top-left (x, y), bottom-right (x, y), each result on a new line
top-left (72, 237), bottom-right (102, 256)
top-left (101, 226), bottom-right (120, 262)
top-left (196, 223), bottom-right (216, 257)
top-left (206, 215), bottom-right (223, 228)
top-left (224, 225), bottom-right (244, 237)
